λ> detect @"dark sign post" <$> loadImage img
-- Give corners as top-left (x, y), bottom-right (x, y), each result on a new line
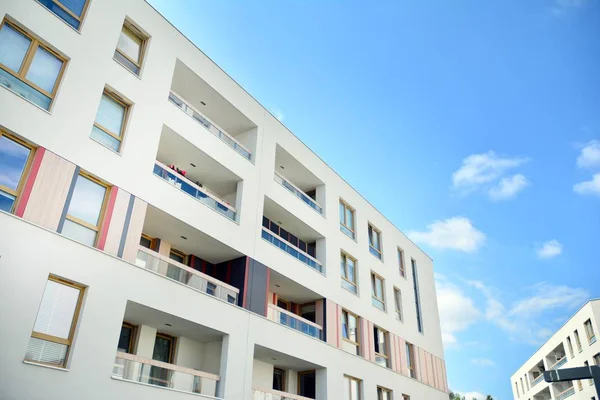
top-left (544, 365), bottom-right (600, 397)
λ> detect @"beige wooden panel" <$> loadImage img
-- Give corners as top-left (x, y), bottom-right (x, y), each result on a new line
top-left (121, 197), bottom-right (148, 263)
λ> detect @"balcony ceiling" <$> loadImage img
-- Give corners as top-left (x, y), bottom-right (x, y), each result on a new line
top-left (254, 344), bottom-right (322, 371)
top-left (171, 60), bottom-right (257, 136)
top-left (157, 125), bottom-right (240, 197)
top-left (263, 196), bottom-right (324, 242)
top-left (275, 145), bottom-right (323, 192)
top-left (269, 269), bottom-right (322, 304)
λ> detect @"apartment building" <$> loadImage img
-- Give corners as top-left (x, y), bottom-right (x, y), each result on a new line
top-left (0, 1), bottom-right (448, 399)
top-left (511, 300), bottom-right (600, 400)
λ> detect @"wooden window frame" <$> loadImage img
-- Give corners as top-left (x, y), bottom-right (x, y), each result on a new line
top-left (155, 332), bottom-right (176, 364)
top-left (169, 247), bottom-right (188, 264)
top-left (0, 130), bottom-right (35, 212)
top-left (584, 319), bottom-right (595, 341)
top-left (276, 297), bottom-right (291, 311)
top-left (114, 19), bottom-right (148, 75)
top-left (273, 367), bottom-right (286, 391)
top-left (0, 19), bottom-right (67, 107)
top-left (567, 336), bottom-right (574, 357)
top-left (371, 272), bottom-right (386, 311)
top-left (36, 0), bottom-right (91, 30)
top-left (92, 89), bottom-right (130, 151)
top-left (574, 330), bottom-right (582, 352)
top-left (341, 309), bottom-right (360, 347)
top-left (120, 321), bottom-right (137, 354)
top-left (27, 275), bottom-right (85, 368)
top-left (64, 172), bottom-right (110, 246)
top-left (344, 375), bottom-right (362, 400)
top-left (397, 247), bottom-right (406, 278)
top-left (406, 342), bottom-right (416, 378)
top-left (402, 395), bottom-right (410, 400)
top-left (376, 386), bottom-right (392, 400)
top-left (340, 251), bottom-right (358, 291)
top-left (593, 353), bottom-right (600, 366)
top-left (297, 370), bottom-right (315, 396)
top-left (393, 286), bottom-right (403, 322)
top-left (368, 223), bottom-right (382, 258)
top-left (373, 325), bottom-right (389, 362)
top-left (339, 199), bottom-right (356, 237)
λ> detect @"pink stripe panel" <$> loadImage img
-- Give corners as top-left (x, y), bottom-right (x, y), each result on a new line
top-left (398, 337), bottom-right (407, 376)
top-left (14, 147), bottom-right (45, 217)
top-left (96, 187), bottom-right (118, 250)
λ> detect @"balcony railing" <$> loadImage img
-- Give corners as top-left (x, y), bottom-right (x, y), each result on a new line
top-left (261, 228), bottom-right (323, 273)
top-left (112, 351), bottom-right (221, 397)
top-left (153, 161), bottom-right (237, 221)
top-left (253, 388), bottom-right (315, 400)
top-left (549, 357), bottom-right (568, 370)
top-left (555, 387), bottom-right (575, 400)
top-left (267, 303), bottom-right (323, 340)
top-left (274, 172), bottom-right (322, 215)
top-left (590, 335), bottom-right (597, 345)
top-left (136, 246), bottom-right (239, 304)
top-left (532, 374), bottom-right (544, 386)
top-left (168, 91), bottom-right (252, 160)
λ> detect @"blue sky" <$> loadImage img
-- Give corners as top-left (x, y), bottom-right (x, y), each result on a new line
top-left (147, 0), bottom-right (600, 398)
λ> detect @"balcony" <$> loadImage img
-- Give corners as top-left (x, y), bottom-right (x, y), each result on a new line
top-left (274, 145), bottom-right (325, 216)
top-left (533, 387), bottom-right (551, 400)
top-left (546, 343), bottom-right (567, 372)
top-left (112, 301), bottom-right (225, 398)
top-left (554, 386), bottom-right (575, 400)
top-left (154, 125), bottom-right (242, 222)
top-left (549, 356), bottom-right (568, 370)
top-left (267, 305), bottom-right (322, 340)
top-left (170, 60), bottom-right (257, 161)
top-left (532, 374), bottom-right (544, 386)
top-left (252, 389), bottom-right (315, 400)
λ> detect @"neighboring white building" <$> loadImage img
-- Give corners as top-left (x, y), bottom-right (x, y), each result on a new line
top-left (0, 1), bottom-right (448, 399)
top-left (511, 300), bottom-right (600, 400)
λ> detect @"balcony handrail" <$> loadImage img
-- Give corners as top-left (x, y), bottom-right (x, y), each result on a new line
top-left (253, 388), bottom-right (315, 400)
top-left (274, 171), bottom-right (323, 209)
top-left (137, 246), bottom-right (240, 294)
top-left (268, 303), bottom-right (323, 330)
top-left (555, 386), bottom-right (575, 400)
top-left (169, 90), bottom-right (251, 155)
top-left (261, 227), bottom-right (322, 266)
top-left (155, 160), bottom-right (236, 213)
top-left (532, 374), bottom-right (544, 386)
top-left (549, 356), bottom-right (568, 370)
top-left (115, 351), bottom-right (220, 381)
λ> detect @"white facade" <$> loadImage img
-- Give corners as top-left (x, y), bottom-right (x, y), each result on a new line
top-left (0, 0), bottom-right (447, 399)
top-left (511, 300), bottom-right (600, 400)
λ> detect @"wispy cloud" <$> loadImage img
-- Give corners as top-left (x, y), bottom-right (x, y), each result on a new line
top-left (409, 217), bottom-right (486, 253)
top-left (536, 239), bottom-right (563, 259)
top-left (574, 173), bottom-right (600, 197)
top-left (452, 151), bottom-right (530, 200)
top-left (456, 391), bottom-right (488, 400)
top-left (269, 106), bottom-right (285, 122)
top-left (551, 0), bottom-right (590, 15)
top-left (471, 358), bottom-right (496, 367)
top-left (577, 140), bottom-right (600, 169)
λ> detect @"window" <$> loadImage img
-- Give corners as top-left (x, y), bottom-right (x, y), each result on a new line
top-left (394, 287), bottom-right (403, 321)
top-left (0, 131), bottom-right (34, 212)
top-left (90, 90), bottom-right (129, 152)
top-left (520, 377), bottom-right (524, 393)
top-left (343, 375), bottom-right (361, 400)
top-left (36, 0), bottom-right (90, 30)
top-left (585, 319), bottom-right (596, 343)
top-left (567, 336), bottom-right (574, 358)
top-left (139, 234), bottom-right (153, 249)
top-left (169, 248), bottom-right (187, 264)
top-left (340, 252), bottom-right (358, 294)
top-left (406, 342), bottom-right (416, 378)
top-left (0, 20), bottom-right (66, 110)
top-left (398, 247), bottom-right (406, 277)
top-left (25, 276), bottom-right (85, 368)
top-left (273, 368), bottom-right (285, 391)
top-left (411, 259), bottom-right (423, 333)
top-left (61, 173), bottom-right (109, 246)
top-left (402, 395), bottom-right (410, 400)
top-left (118, 322), bottom-right (136, 353)
top-left (368, 223), bottom-right (382, 259)
top-left (575, 330), bottom-right (582, 352)
top-left (114, 20), bottom-right (147, 75)
top-left (514, 382), bottom-right (519, 397)
top-left (377, 387), bottom-right (392, 400)
top-left (341, 309), bottom-right (360, 355)
top-left (371, 272), bottom-right (386, 311)
top-left (339, 200), bottom-right (355, 239)
top-left (373, 326), bottom-right (389, 368)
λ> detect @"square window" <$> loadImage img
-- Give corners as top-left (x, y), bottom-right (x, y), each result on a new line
top-left (114, 20), bottom-right (148, 76)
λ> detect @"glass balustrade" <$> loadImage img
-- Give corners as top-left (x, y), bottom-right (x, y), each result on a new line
top-left (274, 173), bottom-right (322, 215)
top-left (268, 305), bottom-right (323, 340)
top-left (261, 228), bottom-right (323, 273)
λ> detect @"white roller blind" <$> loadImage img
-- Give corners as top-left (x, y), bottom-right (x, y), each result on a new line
top-left (33, 280), bottom-right (80, 339)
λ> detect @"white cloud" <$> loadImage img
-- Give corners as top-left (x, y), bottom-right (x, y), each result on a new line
top-left (456, 391), bottom-right (487, 400)
top-left (409, 217), bottom-right (486, 253)
top-left (436, 276), bottom-right (482, 348)
top-left (536, 239), bottom-right (563, 259)
top-left (470, 358), bottom-right (496, 367)
top-left (574, 173), bottom-right (600, 197)
top-left (510, 282), bottom-right (588, 318)
top-left (577, 140), bottom-right (600, 169)
top-left (488, 173), bottom-right (529, 200)
top-left (269, 106), bottom-right (285, 122)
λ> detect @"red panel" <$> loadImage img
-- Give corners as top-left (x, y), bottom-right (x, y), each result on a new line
top-left (96, 187), bottom-right (119, 250)
top-left (242, 257), bottom-right (250, 308)
top-left (14, 147), bottom-right (45, 217)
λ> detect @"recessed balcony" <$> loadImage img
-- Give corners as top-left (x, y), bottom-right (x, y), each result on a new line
top-left (552, 382), bottom-right (575, 400)
top-left (546, 343), bottom-right (567, 371)
top-left (170, 60), bottom-right (257, 161)
top-left (529, 360), bottom-right (546, 388)
top-left (533, 387), bottom-right (551, 400)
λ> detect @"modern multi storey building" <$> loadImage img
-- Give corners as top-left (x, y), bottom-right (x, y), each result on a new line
top-left (511, 300), bottom-right (600, 400)
top-left (0, 1), bottom-right (448, 399)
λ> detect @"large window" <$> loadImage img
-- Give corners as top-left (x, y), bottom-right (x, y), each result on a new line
top-left (373, 325), bottom-right (389, 368)
top-left (343, 375), bottom-right (361, 400)
top-left (114, 20), bottom-right (147, 76)
top-left (118, 322), bottom-right (136, 353)
top-left (567, 336), bottom-right (574, 358)
top-left (90, 90), bottom-right (129, 152)
top-left (371, 272), bottom-right (386, 311)
top-left (36, 0), bottom-right (90, 30)
top-left (585, 319), bottom-right (596, 343)
top-left (0, 131), bottom-right (34, 212)
top-left (25, 276), bottom-right (85, 368)
top-left (406, 342), bottom-right (416, 378)
top-left (394, 287), bottom-right (403, 321)
top-left (0, 20), bottom-right (66, 110)
top-left (339, 199), bottom-right (356, 239)
top-left (341, 309), bottom-right (360, 354)
top-left (574, 329), bottom-right (582, 352)
top-left (398, 247), bottom-right (406, 277)
top-left (340, 252), bottom-right (357, 294)
top-left (411, 259), bottom-right (423, 333)
top-left (61, 173), bottom-right (109, 246)
top-left (368, 223), bottom-right (382, 259)
top-left (377, 387), bottom-right (392, 400)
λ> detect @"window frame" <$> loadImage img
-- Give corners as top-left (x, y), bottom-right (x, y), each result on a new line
top-left (411, 258), bottom-right (424, 333)
top-left (376, 386), bottom-right (392, 400)
top-left (368, 223), bottom-right (382, 259)
top-left (574, 329), bottom-right (582, 352)
top-left (169, 247), bottom-right (188, 264)
top-left (393, 286), bottom-right (403, 322)
top-left (63, 172), bottom-right (110, 246)
top-left (370, 272), bottom-right (386, 311)
top-left (398, 247), bottom-right (406, 277)
top-left (0, 130), bottom-right (35, 212)
top-left (273, 367), bottom-right (287, 391)
top-left (114, 19), bottom-right (148, 76)
top-left (584, 319), bottom-right (595, 342)
top-left (567, 336), bottom-right (574, 358)
top-left (341, 309), bottom-right (360, 347)
top-left (154, 332), bottom-right (176, 364)
top-left (344, 375), bottom-right (362, 400)
top-left (406, 342), bottom-right (416, 378)
top-left (35, 0), bottom-right (91, 30)
top-left (26, 275), bottom-right (85, 368)
top-left (119, 321), bottom-right (137, 354)
top-left (0, 19), bottom-right (67, 109)
top-left (373, 325), bottom-right (389, 367)
top-left (340, 251), bottom-right (358, 294)
top-left (91, 89), bottom-right (130, 152)
top-left (339, 199), bottom-right (356, 239)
